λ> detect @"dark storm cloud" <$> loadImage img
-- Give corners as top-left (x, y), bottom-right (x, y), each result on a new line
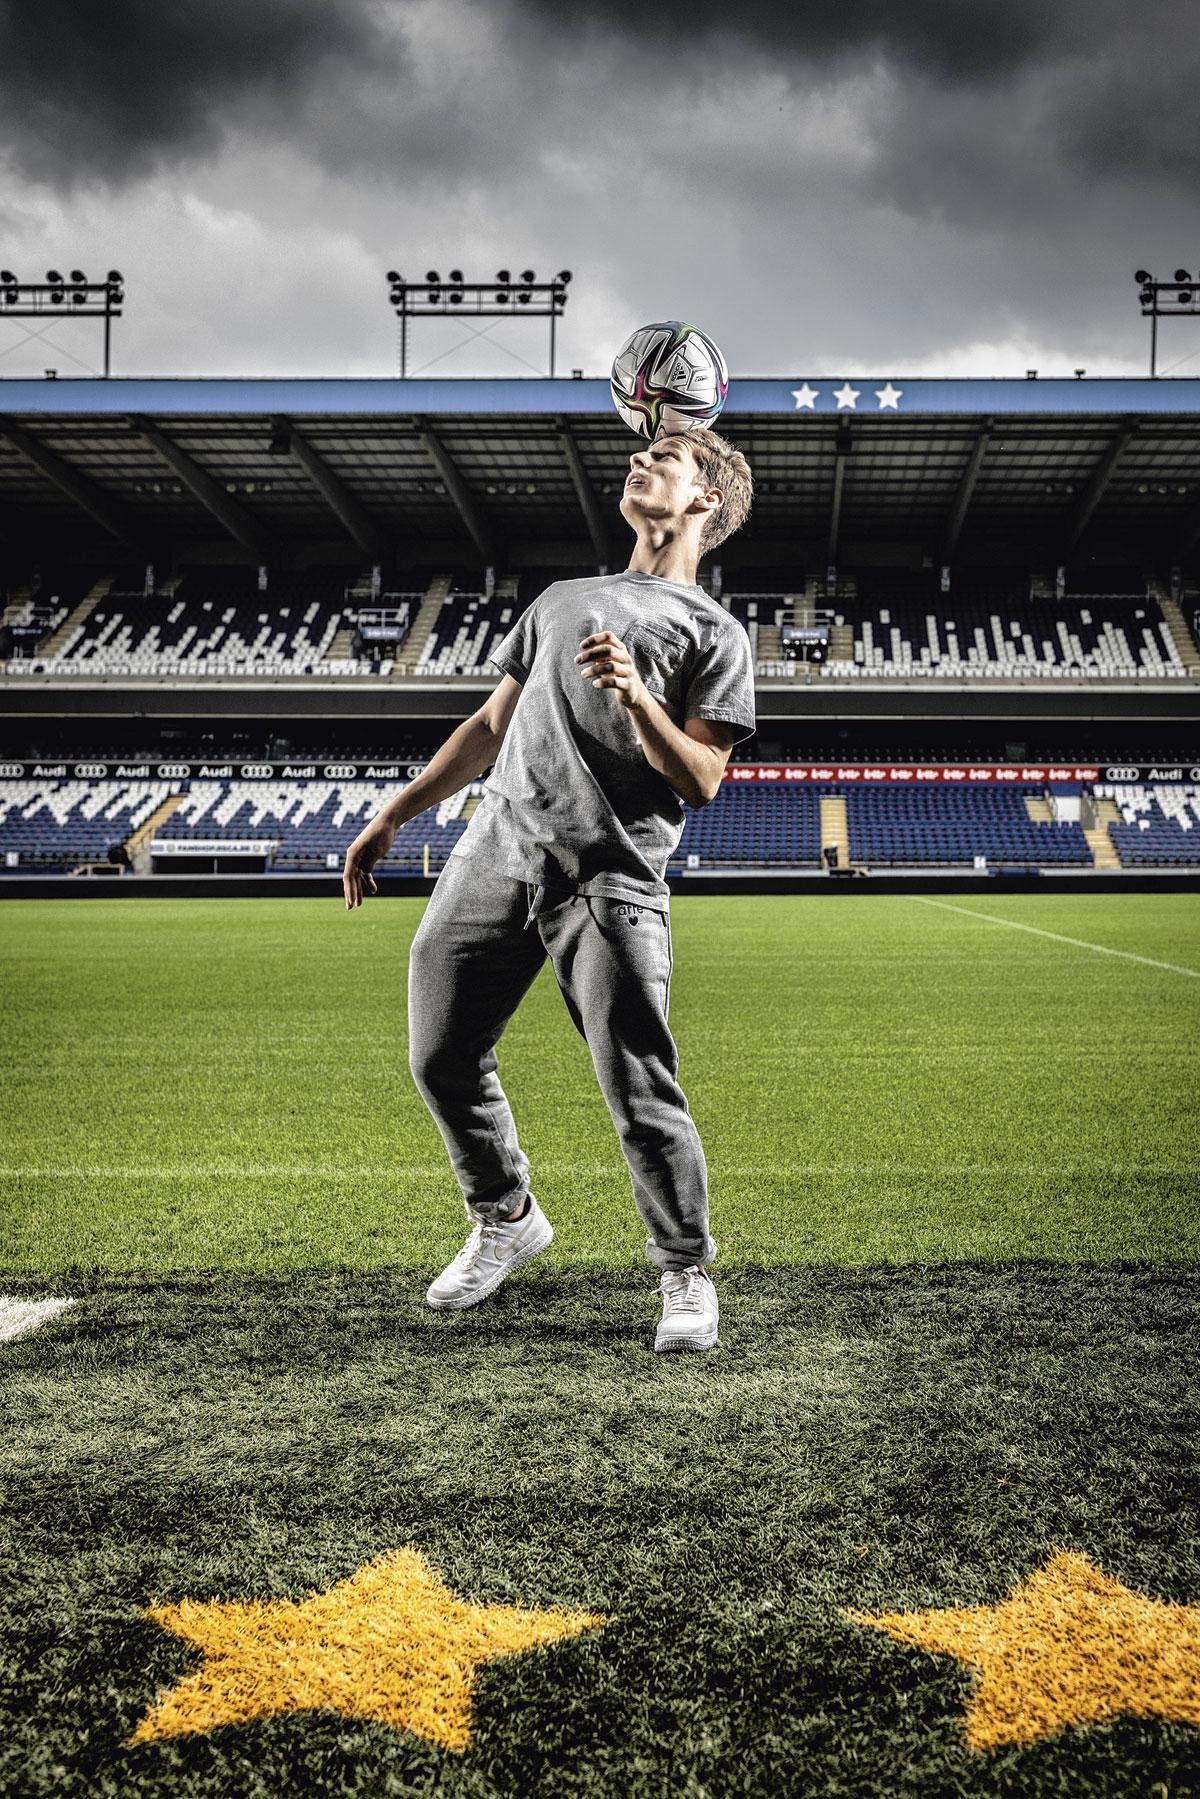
top-left (0, 0), bottom-right (1190, 378)
top-left (514, 0), bottom-right (1200, 193)
top-left (516, 0), bottom-right (1075, 80)
top-left (6, 0), bottom-right (1196, 202)
top-left (0, 0), bottom-right (395, 186)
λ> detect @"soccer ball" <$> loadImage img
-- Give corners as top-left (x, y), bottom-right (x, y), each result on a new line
top-left (610, 321), bottom-right (729, 438)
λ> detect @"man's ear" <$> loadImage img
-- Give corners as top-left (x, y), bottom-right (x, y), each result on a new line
top-left (692, 482), bottom-right (723, 517)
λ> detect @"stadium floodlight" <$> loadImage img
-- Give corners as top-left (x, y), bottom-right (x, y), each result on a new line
top-left (0, 266), bottom-right (125, 371)
top-left (1134, 262), bottom-right (1200, 374)
top-left (386, 265), bottom-right (573, 374)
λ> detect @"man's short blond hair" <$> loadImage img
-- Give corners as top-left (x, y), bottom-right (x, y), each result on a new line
top-left (665, 425), bottom-right (753, 556)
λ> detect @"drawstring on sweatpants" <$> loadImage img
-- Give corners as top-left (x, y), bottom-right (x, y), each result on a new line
top-left (524, 881), bottom-right (584, 931)
top-left (523, 882), bottom-right (547, 932)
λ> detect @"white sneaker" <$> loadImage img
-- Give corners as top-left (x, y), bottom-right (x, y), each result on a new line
top-left (425, 1196), bottom-right (553, 1311)
top-left (654, 1266), bottom-right (719, 1353)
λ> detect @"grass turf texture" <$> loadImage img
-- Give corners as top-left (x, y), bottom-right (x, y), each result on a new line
top-left (1, 893), bottom-right (1198, 1271)
top-left (1, 1268), bottom-right (1198, 1797)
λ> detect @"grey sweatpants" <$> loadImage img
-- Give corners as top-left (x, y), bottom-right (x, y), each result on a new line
top-left (407, 853), bottom-right (716, 1272)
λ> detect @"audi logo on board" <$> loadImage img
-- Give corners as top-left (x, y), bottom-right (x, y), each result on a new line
top-left (323, 764), bottom-right (358, 779)
top-left (1105, 767), bottom-right (1140, 781)
top-left (240, 764), bottom-right (274, 779)
top-left (0, 763), bottom-right (22, 778)
top-left (74, 763), bottom-right (107, 778)
top-left (159, 764), bottom-right (191, 779)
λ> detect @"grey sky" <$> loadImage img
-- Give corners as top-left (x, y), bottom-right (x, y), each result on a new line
top-left (0, 0), bottom-right (1194, 382)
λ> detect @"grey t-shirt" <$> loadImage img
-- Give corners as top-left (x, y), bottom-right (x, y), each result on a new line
top-left (450, 570), bottom-right (756, 906)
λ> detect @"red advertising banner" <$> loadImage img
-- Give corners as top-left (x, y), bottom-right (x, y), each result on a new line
top-left (722, 764), bottom-right (1103, 783)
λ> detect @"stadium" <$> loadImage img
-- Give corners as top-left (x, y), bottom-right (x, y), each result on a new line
top-left (2, 356), bottom-right (1198, 1797)
top-left (2, 372), bottom-right (1198, 888)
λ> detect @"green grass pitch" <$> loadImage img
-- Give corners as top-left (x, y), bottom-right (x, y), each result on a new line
top-left (1, 892), bottom-right (1199, 1796)
top-left (1, 892), bottom-right (1198, 1269)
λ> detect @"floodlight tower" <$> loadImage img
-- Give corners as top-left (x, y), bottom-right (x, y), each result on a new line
top-left (385, 269), bottom-right (572, 376)
top-left (0, 269), bottom-right (125, 375)
top-left (1134, 267), bottom-right (1200, 377)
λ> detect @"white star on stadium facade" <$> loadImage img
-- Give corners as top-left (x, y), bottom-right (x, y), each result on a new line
top-left (791, 384), bottom-right (819, 410)
top-left (875, 383), bottom-right (903, 409)
top-left (834, 383), bottom-right (860, 409)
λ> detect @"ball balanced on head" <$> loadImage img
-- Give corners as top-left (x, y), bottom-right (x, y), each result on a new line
top-left (610, 321), bottom-right (729, 438)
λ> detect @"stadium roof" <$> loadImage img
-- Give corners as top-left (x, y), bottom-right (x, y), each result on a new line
top-left (3, 376), bottom-right (1200, 571)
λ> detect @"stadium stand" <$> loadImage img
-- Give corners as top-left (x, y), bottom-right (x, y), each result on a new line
top-left (1, 388), bottom-right (1197, 880)
top-left (676, 781), bottom-right (823, 868)
top-left (843, 785), bottom-right (1093, 866)
top-left (1102, 783), bottom-right (1200, 866)
top-left (0, 778), bottom-right (178, 872)
top-left (6, 766), bottom-right (1200, 874)
top-left (10, 568), bottom-right (389, 677)
top-left (412, 581), bottom-right (519, 676)
top-left (822, 571), bottom-right (1185, 679)
top-left (154, 779), bottom-right (485, 873)
top-left (3, 557), bottom-right (1193, 683)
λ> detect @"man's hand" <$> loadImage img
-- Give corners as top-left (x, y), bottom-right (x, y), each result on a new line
top-left (343, 811), bottom-right (398, 909)
top-left (575, 632), bottom-right (647, 711)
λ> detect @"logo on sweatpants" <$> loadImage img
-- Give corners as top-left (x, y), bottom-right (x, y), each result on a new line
top-left (614, 903), bottom-right (645, 926)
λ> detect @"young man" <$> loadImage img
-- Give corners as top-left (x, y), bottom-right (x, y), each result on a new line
top-left (343, 426), bottom-right (755, 1351)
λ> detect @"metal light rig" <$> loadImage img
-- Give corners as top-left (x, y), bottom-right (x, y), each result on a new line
top-left (386, 269), bottom-right (571, 377)
top-left (0, 269), bottom-right (125, 377)
top-left (1135, 267), bottom-right (1200, 378)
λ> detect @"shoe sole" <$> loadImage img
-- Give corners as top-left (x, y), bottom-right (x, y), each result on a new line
top-left (425, 1222), bottom-right (553, 1311)
top-left (654, 1329), bottom-right (719, 1353)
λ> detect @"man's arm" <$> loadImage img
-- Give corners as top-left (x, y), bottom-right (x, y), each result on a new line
top-left (342, 674), bottom-right (523, 908)
top-left (576, 630), bottom-right (738, 807)
top-left (628, 698), bottom-right (739, 808)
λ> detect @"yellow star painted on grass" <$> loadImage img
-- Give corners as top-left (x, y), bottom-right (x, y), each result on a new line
top-left (129, 1547), bottom-right (607, 1754)
top-left (844, 1549), bottom-right (1200, 1752)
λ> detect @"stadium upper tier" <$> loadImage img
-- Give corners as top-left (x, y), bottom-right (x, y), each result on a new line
top-left (3, 567), bottom-right (1196, 682)
top-left (3, 772), bottom-right (1197, 875)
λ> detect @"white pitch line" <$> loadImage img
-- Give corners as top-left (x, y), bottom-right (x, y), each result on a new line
top-left (0, 1161), bottom-right (1195, 1180)
top-left (911, 895), bottom-right (1200, 978)
top-left (0, 1164), bottom-right (453, 1179)
top-left (0, 1295), bottom-right (75, 1343)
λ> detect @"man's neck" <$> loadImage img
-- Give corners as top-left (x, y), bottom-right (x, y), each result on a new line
top-left (626, 529), bottom-right (699, 589)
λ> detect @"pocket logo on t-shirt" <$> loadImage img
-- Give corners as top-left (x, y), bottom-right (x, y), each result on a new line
top-left (614, 902), bottom-right (645, 926)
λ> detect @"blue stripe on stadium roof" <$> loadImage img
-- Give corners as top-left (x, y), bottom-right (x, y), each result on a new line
top-left (3, 376), bottom-right (1200, 416)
